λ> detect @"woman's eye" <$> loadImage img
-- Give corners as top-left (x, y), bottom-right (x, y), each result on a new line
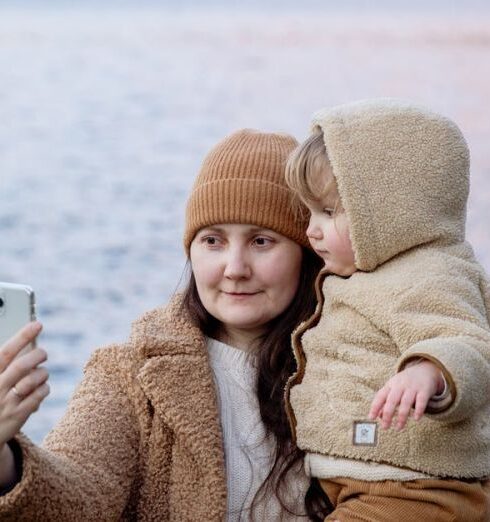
top-left (323, 208), bottom-right (334, 217)
top-left (202, 236), bottom-right (220, 246)
top-left (253, 236), bottom-right (273, 247)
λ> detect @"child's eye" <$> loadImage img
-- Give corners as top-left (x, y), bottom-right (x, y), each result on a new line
top-left (323, 208), bottom-right (335, 217)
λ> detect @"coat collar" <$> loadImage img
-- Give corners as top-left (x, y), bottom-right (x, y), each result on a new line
top-left (133, 296), bottom-right (227, 511)
top-left (129, 294), bottom-right (206, 358)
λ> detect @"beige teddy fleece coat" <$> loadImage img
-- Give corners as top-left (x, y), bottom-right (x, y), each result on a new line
top-left (286, 99), bottom-right (490, 479)
top-left (0, 298), bottom-right (228, 521)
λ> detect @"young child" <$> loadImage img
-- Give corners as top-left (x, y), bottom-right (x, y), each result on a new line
top-left (284, 99), bottom-right (490, 521)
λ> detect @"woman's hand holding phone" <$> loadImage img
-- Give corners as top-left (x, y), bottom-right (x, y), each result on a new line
top-left (0, 322), bottom-right (49, 488)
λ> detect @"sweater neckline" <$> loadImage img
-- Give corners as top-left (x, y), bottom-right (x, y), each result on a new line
top-left (206, 337), bottom-right (256, 368)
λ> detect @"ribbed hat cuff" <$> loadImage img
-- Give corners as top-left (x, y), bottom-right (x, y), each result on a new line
top-left (183, 178), bottom-right (308, 254)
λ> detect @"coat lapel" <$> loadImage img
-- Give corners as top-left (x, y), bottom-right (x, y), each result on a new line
top-left (137, 354), bottom-right (225, 470)
top-left (133, 297), bottom-right (227, 502)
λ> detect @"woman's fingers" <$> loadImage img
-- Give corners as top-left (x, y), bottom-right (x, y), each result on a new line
top-left (0, 347), bottom-right (48, 395)
top-left (0, 322), bottom-right (42, 373)
top-left (5, 383), bottom-right (50, 431)
top-left (0, 376), bottom-right (50, 447)
top-left (8, 367), bottom-right (49, 400)
top-left (0, 323), bottom-right (49, 445)
top-left (17, 382), bottom-right (50, 415)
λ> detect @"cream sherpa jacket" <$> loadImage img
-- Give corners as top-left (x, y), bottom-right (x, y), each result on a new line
top-left (0, 298), bottom-right (228, 521)
top-left (285, 100), bottom-right (490, 479)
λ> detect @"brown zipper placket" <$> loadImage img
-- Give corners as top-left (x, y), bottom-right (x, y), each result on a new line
top-left (284, 268), bottom-right (328, 442)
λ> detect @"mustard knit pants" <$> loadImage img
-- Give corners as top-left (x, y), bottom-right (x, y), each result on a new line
top-left (319, 477), bottom-right (489, 521)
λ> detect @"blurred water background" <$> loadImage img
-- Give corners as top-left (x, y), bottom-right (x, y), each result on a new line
top-left (0, 0), bottom-right (489, 442)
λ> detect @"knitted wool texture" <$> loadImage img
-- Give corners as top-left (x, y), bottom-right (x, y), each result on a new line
top-left (183, 129), bottom-right (309, 253)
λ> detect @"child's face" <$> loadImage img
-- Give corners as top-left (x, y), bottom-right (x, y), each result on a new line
top-left (306, 195), bottom-right (357, 277)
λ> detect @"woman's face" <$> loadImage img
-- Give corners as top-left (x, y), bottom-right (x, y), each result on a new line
top-left (190, 224), bottom-right (303, 350)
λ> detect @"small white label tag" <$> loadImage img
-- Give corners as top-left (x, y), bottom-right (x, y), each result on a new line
top-left (353, 421), bottom-right (378, 446)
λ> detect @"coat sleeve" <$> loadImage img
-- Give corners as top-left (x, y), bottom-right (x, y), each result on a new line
top-left (0, 345), bottom-right (140, 521)
top-left (387, 270), bottom-right (490, 423)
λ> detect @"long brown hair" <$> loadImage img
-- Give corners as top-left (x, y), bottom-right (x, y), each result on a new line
top-left (181, 246), bottom-right (331, 520)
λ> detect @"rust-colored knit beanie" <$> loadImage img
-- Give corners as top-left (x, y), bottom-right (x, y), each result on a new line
top-left (183, 129), bottom-right (309, 254)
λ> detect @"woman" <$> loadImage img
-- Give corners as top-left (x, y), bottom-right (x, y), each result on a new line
top-left (0, 129), bottom-right (327, 520)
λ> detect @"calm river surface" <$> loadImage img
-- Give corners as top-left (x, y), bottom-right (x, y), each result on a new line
top-left (0, 2), bottom-right (489, 441)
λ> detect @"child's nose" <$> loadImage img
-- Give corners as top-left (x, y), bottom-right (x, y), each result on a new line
top-left (307, 217), bottom-right (322, 239)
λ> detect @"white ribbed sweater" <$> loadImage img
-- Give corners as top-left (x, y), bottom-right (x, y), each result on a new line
top-left (207, 337), bottom-right (309, 521)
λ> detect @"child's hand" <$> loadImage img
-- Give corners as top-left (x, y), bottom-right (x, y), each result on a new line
top-left (368, 360), bottom-right (444, 431)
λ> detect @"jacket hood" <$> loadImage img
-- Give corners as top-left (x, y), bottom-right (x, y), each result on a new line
top-left (311, 99), bottom-right (470, 271)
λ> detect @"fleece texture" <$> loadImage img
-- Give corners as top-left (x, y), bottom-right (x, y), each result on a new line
top-left (285, 99), bottom-right (490, 479)
top-left (0, 297), bottom-right (227, 521)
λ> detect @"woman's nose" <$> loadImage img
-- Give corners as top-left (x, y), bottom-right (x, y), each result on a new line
top-left (223, 249), bottom-right (252, 279)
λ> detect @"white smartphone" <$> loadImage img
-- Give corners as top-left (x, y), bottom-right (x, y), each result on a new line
top-left (0, 282), bottom-right (37, 356)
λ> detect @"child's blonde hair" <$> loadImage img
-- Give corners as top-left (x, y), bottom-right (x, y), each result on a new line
top-left (285, 129), bottom-right (342, 214)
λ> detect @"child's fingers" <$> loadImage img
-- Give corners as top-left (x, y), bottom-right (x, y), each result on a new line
top-left (395, 390), bottom-right (416, 431)
top-left (413, 391), bottom-right (431, 420)
top-left (380, 388), bottom-right (403, 429)
top-left (368, 386), bottom-right (390, 420)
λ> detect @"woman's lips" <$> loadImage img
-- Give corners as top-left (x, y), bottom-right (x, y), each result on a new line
top-left (222, 291), bottom-right (260, 297)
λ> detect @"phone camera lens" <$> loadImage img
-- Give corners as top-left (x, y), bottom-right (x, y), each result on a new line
top-left (0, 298), bottom-right (4, 307)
